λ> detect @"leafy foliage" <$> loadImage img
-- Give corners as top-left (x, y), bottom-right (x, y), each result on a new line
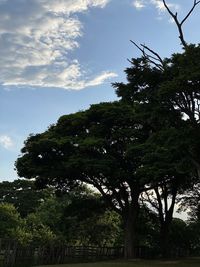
top-left (0, 179), bottom-right (52, 217)
top-left (0, 203), bottom-right (22, 238)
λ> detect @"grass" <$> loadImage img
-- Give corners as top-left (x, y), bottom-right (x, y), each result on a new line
top-left (35, 257), bottom-right (200, 267)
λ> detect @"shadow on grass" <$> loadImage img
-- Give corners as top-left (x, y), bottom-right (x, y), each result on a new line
top-left (34, 257), bottom-right (200, 267)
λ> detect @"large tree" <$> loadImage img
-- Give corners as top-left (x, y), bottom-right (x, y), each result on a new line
top-left (113, 49), bottom-right (199, 257)
top-left (16, 101), bottom-right (158, 258)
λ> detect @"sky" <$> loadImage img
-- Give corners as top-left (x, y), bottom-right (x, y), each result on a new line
top-left (0, 0), bottom-right (200, 182)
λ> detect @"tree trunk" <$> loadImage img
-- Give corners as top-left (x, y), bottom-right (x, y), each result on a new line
top-left (123, 199), bottom-right (139, 259)
top-left (160, 222), bottom-right (171, 258)
top-left (155, 185), bottom-right (177, 259)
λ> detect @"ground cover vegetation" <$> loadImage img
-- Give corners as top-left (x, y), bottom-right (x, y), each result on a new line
top-left (1, 0), bottom-right (200, 260)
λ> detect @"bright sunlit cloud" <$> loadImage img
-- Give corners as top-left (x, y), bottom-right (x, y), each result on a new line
top-left (0, 0), bottom-right (116, 90)
top-left (0, 135), bottom-right (14, 149)
top-left (132, 0), bottom-right (179, 14)
top-left (132, 0), bottom-right (146, 10)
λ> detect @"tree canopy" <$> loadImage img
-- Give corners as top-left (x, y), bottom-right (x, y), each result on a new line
top-left (0, 179), bottom-right (51, 217)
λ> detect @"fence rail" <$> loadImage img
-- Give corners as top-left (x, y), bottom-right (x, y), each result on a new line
top-left (36, 245), bottom-right (124, 265)
top-left (0, 238), bottom-right (192, 267)
top-left (0, 239), bottom-right (124, 267)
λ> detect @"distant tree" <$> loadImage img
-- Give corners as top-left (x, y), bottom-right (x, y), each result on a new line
top-left (169, 218), bottom-right (189, 255)
top-left (29, 185), bottom-right (122, 246)
top-left (0, 179), bottom-right (51, 217)
top-left (0, 201), bottom-right (55, 246)
top-left (60, 194), bottom-right (122, 246)
top-left (179, 183), bottom-right (200, 222)
top-left (23, 213), bottom-right (56, 246)
top-left (135, 205), bottom-right (160, 250)
top-left (186, 221), bottom-right (200, 254)
top-left (0, 203), bottom-right (22, 239)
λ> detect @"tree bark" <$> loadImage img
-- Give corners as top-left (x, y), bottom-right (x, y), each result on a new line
top-left (160, 204), bottom-right (175, 258)
top-left (123, 198), bottom-right (139, 259)
top-left (160, 221), bottom-right (171, 258)
top-left (155, 185), bottom-right (177, 258)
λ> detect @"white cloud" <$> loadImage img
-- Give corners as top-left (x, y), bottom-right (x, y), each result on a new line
top-left (72, 71), bottom-right (118, 90)
top-left (151, 0), bottom-right (179, 13)
top-left (132, 0), bottom-right (146, 10)
top-left (132, 0), bottom-right (179, 14)
top-left (0, 0), bottom-right (116, 90)
top-left (0, 135), bottom-right (13, 149)
top-left (151, 0), bottom-right (165, 12)
top-left (3, 60), bottom-right (117, 90)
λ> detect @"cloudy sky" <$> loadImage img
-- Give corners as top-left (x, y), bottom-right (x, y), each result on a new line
top-left (0, 0), bottom-right (200, 181)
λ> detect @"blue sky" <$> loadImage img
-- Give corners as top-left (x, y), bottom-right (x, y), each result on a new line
top-left (0, 0), bottom-right (200, 181)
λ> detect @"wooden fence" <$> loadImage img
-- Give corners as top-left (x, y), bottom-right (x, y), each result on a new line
top-left (0, 239), bottom-right (124, 267)
top-left (36, 245), bottom-right (124, 265)
top-left (0, 239), bottom-right (35, 267)
top-left (0, 239), bottom-right (191, 267)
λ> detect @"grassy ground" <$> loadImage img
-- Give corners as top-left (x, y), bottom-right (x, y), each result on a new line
top-left (36, 258), bottom-right (200, 267)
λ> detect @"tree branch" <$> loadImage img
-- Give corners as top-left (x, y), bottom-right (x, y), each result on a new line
top-left (140, 44), bottom-right (164, 65)
top-left (143, 191), bottom-right (159, 212)
top-left (162, 0), bottom-right (200, 48)
top-left (155, 187), bottom-right (164, 224)
top-left (130, 40), bottom-right (164, 70)
top-left (181, 0), bottom-right (200, 26)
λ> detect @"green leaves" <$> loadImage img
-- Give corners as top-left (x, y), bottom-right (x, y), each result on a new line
top-left (0, 203), bottom-right (22, 238)
top-left (0, 180), bottom-right (51, 217)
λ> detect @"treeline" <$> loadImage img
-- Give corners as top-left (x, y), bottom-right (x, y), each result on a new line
top-left (0, 179), bottom-right (200, 257)
top-left (0, 180), bottom-right (121, 247)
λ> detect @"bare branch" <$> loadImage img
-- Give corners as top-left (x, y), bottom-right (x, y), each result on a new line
top-left (130, 40), bottom-right (145, 55)
top-left (162, 0), bottom-right (200, 48)
top-left (181, 0), bottom-right (200, 26)
top-left (127, 58), bottom-right (133, 65)
top-left (140, 44), bottom-right (164, 64)
top-left (162, 0), bottom-right (186, 47)
top-left (130, 40), bottom-right (164, 70)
